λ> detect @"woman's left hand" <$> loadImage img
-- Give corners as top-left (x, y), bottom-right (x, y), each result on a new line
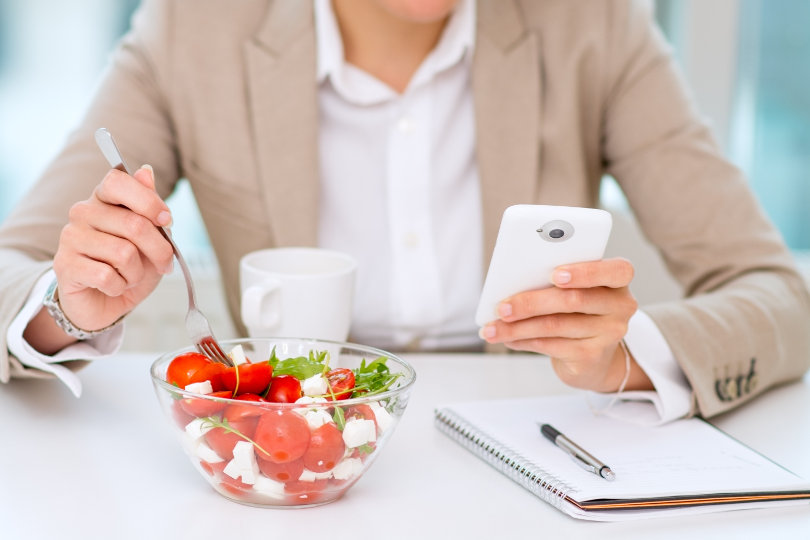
top-left (478, 257), bottom-right (653, 393)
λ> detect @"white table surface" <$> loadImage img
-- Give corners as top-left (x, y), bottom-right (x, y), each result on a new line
top-left (1, 352), bottom-right (808, 539)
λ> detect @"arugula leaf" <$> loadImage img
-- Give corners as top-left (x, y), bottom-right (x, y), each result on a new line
top-left (268, 347), bottom-right (328, 380)
top-left (350, 356), bottom-right (402, 398)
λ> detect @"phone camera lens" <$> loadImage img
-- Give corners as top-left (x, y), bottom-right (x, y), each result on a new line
top-left (537, 220), bottom-right (575, 243)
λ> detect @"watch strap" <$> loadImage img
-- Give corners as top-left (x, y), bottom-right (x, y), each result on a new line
top-left (42, 279), bottom-right (123, 340)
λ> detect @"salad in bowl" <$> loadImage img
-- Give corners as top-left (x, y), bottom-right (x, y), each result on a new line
top-left (150, 338), bottom-right (416, 508)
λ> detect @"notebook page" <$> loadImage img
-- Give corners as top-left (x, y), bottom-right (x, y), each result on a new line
top-left (442, 394), bottom-right (808, 502)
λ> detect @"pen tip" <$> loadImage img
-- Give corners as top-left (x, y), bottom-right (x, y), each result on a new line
top-left (603, 468), bottom-right (616, 482)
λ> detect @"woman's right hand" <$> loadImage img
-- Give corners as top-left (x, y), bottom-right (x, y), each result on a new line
top-left (51, 164), bottom-right (175, 333)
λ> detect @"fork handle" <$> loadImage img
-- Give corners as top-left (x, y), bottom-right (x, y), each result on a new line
top-left (155, 227), bottom-right (199, 309)
top-left (95, 128), bottom-right (198, 310)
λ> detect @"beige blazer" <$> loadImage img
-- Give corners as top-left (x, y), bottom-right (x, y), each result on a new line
top-left (1, 0), bottom-right (808, 418)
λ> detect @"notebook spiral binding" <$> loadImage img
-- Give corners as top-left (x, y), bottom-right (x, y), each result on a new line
top-left (435, 409), bottom-right (574, 511)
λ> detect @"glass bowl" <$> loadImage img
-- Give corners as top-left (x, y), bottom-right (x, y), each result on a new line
top-left (150, 338), bottom-right (416, 508)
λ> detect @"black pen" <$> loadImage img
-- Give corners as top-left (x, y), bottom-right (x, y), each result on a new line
top-left (539, 423), bottom-right (616, 481)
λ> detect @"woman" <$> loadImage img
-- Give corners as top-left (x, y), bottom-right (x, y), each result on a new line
top-left (1, 0), bottom-right (808, 422)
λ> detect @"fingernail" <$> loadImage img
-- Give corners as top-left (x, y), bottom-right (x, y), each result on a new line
top-left (497, 303), bottom-right (512, 318)
top-left (478, 325), bottom-right (496, 340)
top-left (141, 164), bottom-right (154, 174)
top-left (163, 259), bottom-right (174, 274)
top-left (553, 270), bottom-right (571, 285)
top-left (157, 210), bottom-right (172, 226)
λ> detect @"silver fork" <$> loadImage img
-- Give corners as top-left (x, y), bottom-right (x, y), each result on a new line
top-left (94, 128), bottom-right (234, 367)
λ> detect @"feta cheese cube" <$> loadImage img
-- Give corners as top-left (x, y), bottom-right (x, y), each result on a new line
top-left (298, 468), bottom-right (333, 482)
top-left (223, 441), bottom-right (259, 485)
top-left (369, 402), bottom-right (394, 433)
top-left (332, 458), bottom-right (363, 480)
top-left (195, 441), bottom-right (224, 463)
top-left (253, 475), bottom-right (285, 499)
top-left (342, 418), bottom-right (377, 448)
top-left (301, 374), bottom-right (328, 397)
top-left (185, 417), bottom-right (214, 439)
top-left (184, 380), bottom-right (213, 395)
top-left (303, 409), bottom-right (334, 430)
top-left (293, 396), bottom-right (328, 416)
top-left (228, 345), bottom-right (249, 365)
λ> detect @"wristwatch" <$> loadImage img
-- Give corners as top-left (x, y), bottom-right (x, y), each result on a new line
top-left (42, 279), bottom-right (122, 340)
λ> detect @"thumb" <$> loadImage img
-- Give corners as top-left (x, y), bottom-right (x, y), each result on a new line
top-left (133, 163), bottom-right (157, 191)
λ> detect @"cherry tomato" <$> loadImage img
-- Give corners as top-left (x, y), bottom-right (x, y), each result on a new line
top-left (265, 375), bottom-right (303, 403)
top-left (254, 409), bottom-right (311, 463)
top-left (166, 352), bottom-right (212, 388)
top-left (257, 456), bottom-right (305, 483)
top-left (204, 417), bottom-right (259, 460)
top-left (221, 361), bottom-right (273, 396)
top-left (303, 423), bottom-right (345, 472)
top-left (326, 368), bottom-right (355, 400)
top-left (223, 393), bottom-right (267, 423)
top-left (179, 390), bottom-right (232, 417)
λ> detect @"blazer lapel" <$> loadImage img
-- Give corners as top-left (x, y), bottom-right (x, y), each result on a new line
top-left (473, 0), bottom-right (542, 263)
top-left (243, 1), bottom-right (320, 247)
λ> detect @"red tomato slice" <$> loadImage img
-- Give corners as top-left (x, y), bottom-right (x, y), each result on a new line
top-left (199, 460), bottom-right (216, 477)
top-left (171, 399), bottom-right (196, 428)
top-left (204, 417), bottom-right (259, 461)
top-left (179, 390), bottom-right (232, 418)
top-left (187, 362), bottom-right (227, 391)
top-left (303, 423), bottom-right (345, 473)
top-left (205, 461), bottom-right (253, 491)
top-left (166, 352), bottom-right (213, 388)
top-left (285, 478), bottom-right (328, 494)
top-left (284, 479), bottom-right (329, 505)
top-left (265, 375), bottom-right (303, 403)
top-left (326, 368), bottom-right (355, 400)
top-left (254, 409), bottom-right (311, 463)
top-left (221, 362), bottom-right (273, 396)
top-left (257, 456), bottom-right (305, 483)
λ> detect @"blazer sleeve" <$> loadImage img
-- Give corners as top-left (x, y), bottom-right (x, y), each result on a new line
top-left (600, 0), bottom-right (810, 417)
top-left (0, 0), bottom-right (181, 383)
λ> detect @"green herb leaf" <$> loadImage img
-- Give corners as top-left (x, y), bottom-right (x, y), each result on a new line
top-left (356, 443), bottom-right (375, 455)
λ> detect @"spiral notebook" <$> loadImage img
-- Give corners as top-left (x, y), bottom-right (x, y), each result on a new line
top-left (434, 395), bottom-right (810, 521)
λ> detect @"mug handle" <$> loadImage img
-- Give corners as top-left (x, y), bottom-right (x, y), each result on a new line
top-left (241, 278), bottom-right (282, 331)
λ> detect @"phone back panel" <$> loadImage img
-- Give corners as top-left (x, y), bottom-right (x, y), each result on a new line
top-left (475, 205), bottom-right (612, 326)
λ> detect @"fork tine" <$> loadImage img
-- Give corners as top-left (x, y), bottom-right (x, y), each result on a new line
top-left (211, 342), bottom-right (230, 364)
top-left (200, 337), bottom-right (233, 366)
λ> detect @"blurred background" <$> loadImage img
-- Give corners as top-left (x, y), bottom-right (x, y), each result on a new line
top-left (0, 0), bottom-right (808, 351)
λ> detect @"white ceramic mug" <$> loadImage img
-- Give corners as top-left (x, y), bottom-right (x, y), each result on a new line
top-left (239, 247), bottom-right (357, 341)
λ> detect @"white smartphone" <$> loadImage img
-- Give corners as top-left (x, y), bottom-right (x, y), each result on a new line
top-left (475, 204), bottom-right (613, 326)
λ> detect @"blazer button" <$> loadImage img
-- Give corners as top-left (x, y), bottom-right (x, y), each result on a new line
top-left (715, 379), bottom-right (729, 401)
top-left (745, 374), bottom-right (758, 394)
top-left (724, 378), bottom-right (738, 400)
